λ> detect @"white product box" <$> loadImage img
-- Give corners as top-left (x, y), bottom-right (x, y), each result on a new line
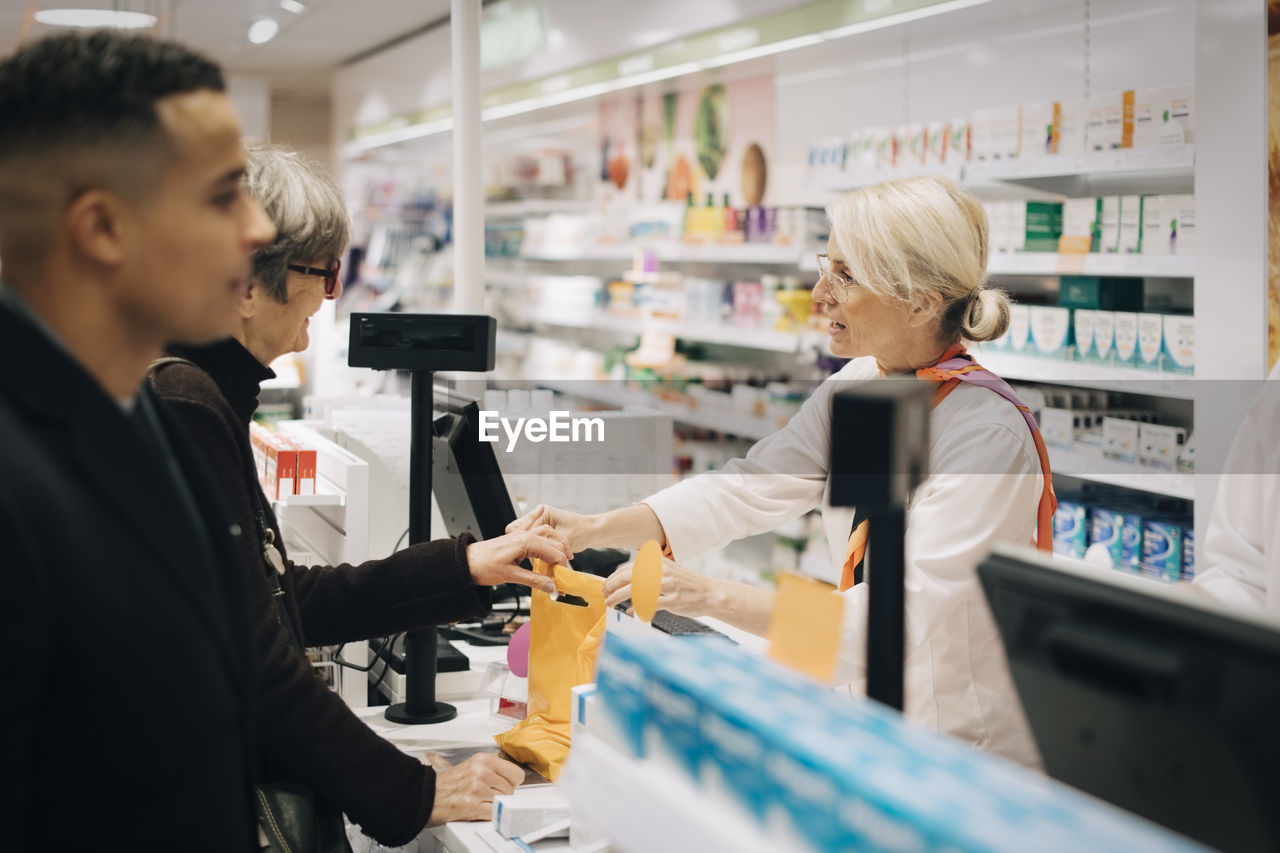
top-left (1132, 85), bottom-right (1194, 150)
top-left (1007, 304), bottom-right (1031, 352)
top-left (1041, 407), bottom-right (1087, 449)
top-left (974, 106), bottom-right (1021, 160)
top-left (1119, 195), bottom-right (1144, 253)
top-left (1019, 101), bottom-right (1060, 158)
top-left (1073, 309), bottom-right (1096, 359)
top-left (1030, 306), bottom-right (1072, 358)
top-left (1099, 196), bottom-right (1121, 253)
top-left (1056, 97), bottom-right (1087, 156)
top-left (945, 118), bottom-right (969, 163)
top-left (1163, 315), bottom-right (1195, 373)
top-left (1091, 310), bottom-right (1116, 361)
top-left (1061, 198), bottom-right (1099, 253)
top-left (1113, 311), bottom-right (1139, 364)
top-left (987, 201), bottom-right (1012, 253)
top-left (846, 128), bottom-right (875, 172)
top-left (1136, 313), bottom-right (1164, 370)
top-left (1141, 195), bottom-right (1167, 255)
top-left (924, 120), bottom-right (949, 166)
top-left (1165, 194), bottom-right (1195, 255)
top-left (1138, 423), bottom-right (1187, 471)
top-left (1086, 90), bottom-right (1133, 151)
top-left (1103, 417), bottom-right (1141, 463)
top-left (1007, 202), bottom-right (1027, 252)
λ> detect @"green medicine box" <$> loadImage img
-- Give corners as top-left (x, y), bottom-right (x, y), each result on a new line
top-left (1058, 276), bottom-right (1144, 311)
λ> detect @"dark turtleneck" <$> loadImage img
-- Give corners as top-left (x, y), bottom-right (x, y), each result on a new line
top-left (168, 337), bottom-right (275, 427)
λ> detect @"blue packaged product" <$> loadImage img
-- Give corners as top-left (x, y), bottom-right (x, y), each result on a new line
top-left (1141, 519), bottom-right (1184, 581)
top-left (1120, 510), bottom-right (1145, 570)
top-left (1053, 500), bottom-right (1088, 558)
top-left (594, 627), bottom-right (656, 758)
top-left (1182, 529), bottom-right (1195, 579)
top-left (1089, 507), bottom-right (1125, 569)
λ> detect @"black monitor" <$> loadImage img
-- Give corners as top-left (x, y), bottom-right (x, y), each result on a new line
top-left (431, 385), bottom-right (517, 544)
top-left (978, 546), bottom-right (1280, 853)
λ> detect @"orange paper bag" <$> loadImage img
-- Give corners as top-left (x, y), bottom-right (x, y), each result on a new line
top-left (493, 559), bottom-right (606, 780)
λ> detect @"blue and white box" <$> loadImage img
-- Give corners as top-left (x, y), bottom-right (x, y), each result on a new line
top-left (1090, 507), bottom-right (1125, 569)
top-left (1054, 500), bottom-right (1089, 558)
top-left (1136, 312), bottom-right (1164, 370)
top-left (1141, 519), bottom-right (1184, 582)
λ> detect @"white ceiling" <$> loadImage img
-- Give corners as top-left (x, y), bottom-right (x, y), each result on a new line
top-left (0, 0), bottom-right (453, 95)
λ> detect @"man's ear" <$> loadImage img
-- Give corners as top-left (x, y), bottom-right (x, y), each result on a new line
top-left (64, 189), bottom-right (132, 268)
top-left (240, 279), bottom-right (263, 319)
top-left (908, 290), bottom-right (945, 329)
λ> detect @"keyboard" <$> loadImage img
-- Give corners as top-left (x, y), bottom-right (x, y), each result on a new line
top-left (616, 601), bottom-right (733, 641)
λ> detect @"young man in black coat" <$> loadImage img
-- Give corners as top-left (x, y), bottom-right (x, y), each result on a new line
top-left (0, 32), bottom-right (276, 850)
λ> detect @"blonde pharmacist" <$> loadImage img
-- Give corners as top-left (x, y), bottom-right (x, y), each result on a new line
top-left (1192, 360), bottom-right (1280, 612)
top-left (512, 177), bottom-right (1056, 767)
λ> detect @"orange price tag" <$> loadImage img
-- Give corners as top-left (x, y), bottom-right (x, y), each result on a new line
top-left (767, 572), bottom-right (845, 683)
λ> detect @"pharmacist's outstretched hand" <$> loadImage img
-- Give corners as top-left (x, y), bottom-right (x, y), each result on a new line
top-left (603, 557), bottom-right (717, 617)
top-left (506, 504), bottom-right (594, 551)
top-left (466, 527), bottom-right (571, 592)
top-left (427, 753), bottom-right (524, 825)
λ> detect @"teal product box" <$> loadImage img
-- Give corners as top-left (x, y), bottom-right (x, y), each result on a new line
top-left (1182, 529), bottom-right (1195, 579)
top-left (1058, 276), bottom-right (1144, 311)
top-left (1023, 201), bottom-right (1064, 252)
top-left (643, 655), bottom-right (707, 781)
top-left (1090, 507), bottom-right (1126, 569)
top-left (1141, 519), bottom-right (1184, 581)
top-left (1006, 304), bottom-right (1032, 353)
top-left (1121, 510), bottom-right (1145, 570)
top-left (1136, 312), bottom-right (1164, 370)
top-left (1053, 500), bottom-right (1089, 558)
top-left (594, 627), bottom-right (655, 758)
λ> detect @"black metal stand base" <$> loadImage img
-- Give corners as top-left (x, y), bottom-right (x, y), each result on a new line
top-left (384, 700), bottom-right (457, 725)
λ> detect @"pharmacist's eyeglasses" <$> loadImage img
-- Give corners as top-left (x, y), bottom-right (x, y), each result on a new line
top-left (287, 260), bottom-right (342, 299)
top-left (815, 253), bottom-right (856, 302)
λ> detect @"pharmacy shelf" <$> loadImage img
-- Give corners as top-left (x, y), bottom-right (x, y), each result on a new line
top-left (519, 242), bottom-right (808, 265)
top-left (528, 309), bottom-right (822, 354)
top-left (273, 475), bottom-right (346, 508)
top-left (1049, 446), bottom-right (1195, 500)
top-left (807, 146), bottom-right (1194, 200)
top-left (986, 252), bottom-right (1194, 278)
top-left (537, 378), bottom-right (780, 441)
top-left (973, 351), bottom-right (1196, 400)
top-left (560, 732), bottom-right (780, 853)
top-left (485, 199), bottom-right (595, 218)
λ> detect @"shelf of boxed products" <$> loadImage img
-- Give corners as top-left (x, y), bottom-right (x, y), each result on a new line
top-left (517, 241), bottom-right (808, 266)
top-left (536, 378), bottom-right (782, 441)
top-left (795, 251), bottom-right (1194, 278)
top-left (985, 252), bottom-right (1194, 278)
top-left (972, 350), bottom-right (1196, 400)
top-left (528, 307), bottom-right (823, 355)
top-left (1047, 445), bottom-right (1195, 501)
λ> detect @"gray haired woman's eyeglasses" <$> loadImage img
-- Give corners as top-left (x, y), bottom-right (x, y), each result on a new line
top-left (286, 260), bottom-right (341, 299)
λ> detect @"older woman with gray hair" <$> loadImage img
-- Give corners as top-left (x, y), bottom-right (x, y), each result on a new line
top-left (151, 144), bottom-right (572, 845)
top-left (511, 176), bottom-right (1056, 768)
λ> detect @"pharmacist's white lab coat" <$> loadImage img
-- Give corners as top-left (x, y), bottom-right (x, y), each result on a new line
top-left (643, 357), bottom-right (1044, 767)
top-left (1194, 361), bottom-right (1280, 614)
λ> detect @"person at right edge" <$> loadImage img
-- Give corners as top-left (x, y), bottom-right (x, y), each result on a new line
top-left (0, 32), bottom-right (276, 850)
top-left (151, 143), bottom-right (573, 846)
top-left (511, 177), bottom-right (1056, 768)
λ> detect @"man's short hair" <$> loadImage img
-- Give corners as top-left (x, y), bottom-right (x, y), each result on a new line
top-left (0, 31), bottom-right (225, 263)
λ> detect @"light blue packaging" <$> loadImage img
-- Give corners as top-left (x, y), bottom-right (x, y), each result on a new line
top-left (1182, 529), bottom-right (1195, 579)
top-left (1053, 500), bottom-right (1088, 558)
top-left (643, 655), bottom-right (706, 782)
top-left (1141, 519), bottom-right (1184, 581)
top-left (593, 628), bottom-right (655, 758)
top-left (1120, 510), bottom-right (1145, 571)
top-left (1090, 507), bottom-right (1125, 569)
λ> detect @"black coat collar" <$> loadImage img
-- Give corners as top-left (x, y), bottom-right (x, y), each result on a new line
top-left (169, 337), bottom-right (275, 426)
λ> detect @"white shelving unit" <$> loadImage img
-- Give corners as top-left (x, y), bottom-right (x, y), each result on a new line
top-left (518, 242), bottom-right (808, 265)
top-left (986, 253), bottom-right (1194, 278)
top-left (537, 378), bottom-right (781, 441)
top-left (528, 308), bottom-right (822, 355)
top-left (971, 351), bottom-right (1196, 399)
top-left (1048, 445), bottom-right (1195, 500)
